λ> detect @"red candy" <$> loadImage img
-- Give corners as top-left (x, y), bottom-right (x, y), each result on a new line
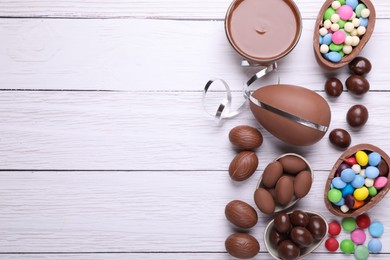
top-left (328, 221), bottom-right (342, 236)
top-left (356, 214), bottom-right (371, 229)
top-left (325, 237), bottom-right (339, 252)
top-left (343, 156), bottom-right (357, 166)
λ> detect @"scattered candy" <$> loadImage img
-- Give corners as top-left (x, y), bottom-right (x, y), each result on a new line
top-left (368, 238), bottom-right (382, 253)
top-left (325, 237), bottom-right (339, 252)
top-left (356, 214), bottom-right (371, 229)
top-left (369, 221), bottom-right (384, 237)
top-left (351, 229), bottom-right (366, 244)
top-left (342, 217), bottom-right (356, 232)
top-left (328, 221), bottom-right (342, 236)
top-left (340, 239), bottom-right (355, 254)
top-left (354, 245), bottom-right (369, 260)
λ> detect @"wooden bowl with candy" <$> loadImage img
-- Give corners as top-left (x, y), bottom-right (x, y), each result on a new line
top-left (313, 0), bottom-right (376, 70)
top-left (324, 144), bottom-right (390, 217)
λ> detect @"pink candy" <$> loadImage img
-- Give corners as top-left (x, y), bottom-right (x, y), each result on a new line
top-left (338, 5), bottom-right (354, 20)
top-left (332, 30), bottom-right (346, 44)
top-left (351, 229), bottom-right (366, 245)
top-left (374, 176), bottom-right (388, 189)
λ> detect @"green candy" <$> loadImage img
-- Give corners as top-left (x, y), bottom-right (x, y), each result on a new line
top-left (369, 186), bottom-right (377, 196)
top-left (324, 7), bottom-right (336, 20)
top-left (342, 217), bottom-right (357, 232)
top-left (339, 50), bottom-right (345, 58)
top-left (337, 0), bottom-right (346, 4)
top-left (354, 245), bottom-right (369, 260)
top-left (355, 3), bottom-right (367, 17)
top-left (340, 239), bottom-right (355, 254)
top-left (330, 43), bottom-right (343, 52)
top-left (328, 188), bottom-right (342, 203)
top-left (338, 19), bottom-right (347, 29)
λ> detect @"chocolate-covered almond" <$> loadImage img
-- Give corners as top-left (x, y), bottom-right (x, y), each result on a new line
top-left (225, 233), bottom-right (260, 259)
top-left (279, 155), bottom-right (307, 175)
top-left (346, 75), bottom-right (370, 95)
top-left (254, 188), bottom-right (275, 215)
top-left (276, 176), bottom-right (294, 206)
top-left (325, 77), bottom-right (343, 97)
top-left (349, 57), bottom-right (372, 75)
top-left (329, 128), bottom-right (351, 148)
top-left (229, 125), bottom-right (263, 151)
top-left (294, 170), bottom-right (312, 198)
top-left (225, 200), bottom-right (258, 229)
top-left (347, 105), bottom-right (369, 127)
top-left (229, 151), bottom-right (258, 181)
top-left (290, 227), bottom-right (314, 248)
top-left (262, 161), bottom-right (283, 188)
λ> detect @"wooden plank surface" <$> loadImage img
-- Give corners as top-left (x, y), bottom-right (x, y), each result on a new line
top-left (0, 0), bottom-right (389, 19)
top-left (0, 19), bottom-right (389, 91)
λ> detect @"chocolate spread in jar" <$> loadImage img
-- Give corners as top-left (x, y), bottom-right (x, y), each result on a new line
top-left (225, 0), bottom-right (302, 64)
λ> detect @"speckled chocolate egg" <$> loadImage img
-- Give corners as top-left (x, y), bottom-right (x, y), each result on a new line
top-left (249, 84), bottom-right (331, 146)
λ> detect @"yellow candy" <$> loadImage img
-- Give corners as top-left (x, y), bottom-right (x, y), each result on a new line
top-left (354, 187), bottom-right (369, 201)
top-left (356, 151), bottom-right (368, 166)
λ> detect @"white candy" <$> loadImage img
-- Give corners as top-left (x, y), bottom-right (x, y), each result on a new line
top-left (345, 36), bottom-right (353, 46)
top-left (352, 18), bottom-right (361, 27)
top-left (361, 8), bottom-right (370, 18)
top-left (357, 26), bottom-right (366, 36)
top-left (365, 178), bottom-right (375, 187)
top-left (343, 45), bottom-right (353, 55)
top-left (332, 0), bottom-right (341, 10)
top-left (351, 29), bottom-right (358, 36)
top-left (350, 12), bottom-right (357, 20)
top-left (319, 27), bottom-right (328, 36)
top-left (344, 22), bottom-right (355, 32)
top-left (331, 14), bottom-right (340, 23)
top-left (360, 169), bottom-right (366, 177)
top-left (352, 36), bottom-right (360, 46)
top-left (352, 164), bottom-right (361, 173)
top-left (341, 205), bottom-right (350, 213)
top-left (324, 19), bottom-right (332, 29)
top-left (331, 23), bottom-right (340, 32)
top-left (320, 44), bottom-right (330, 54)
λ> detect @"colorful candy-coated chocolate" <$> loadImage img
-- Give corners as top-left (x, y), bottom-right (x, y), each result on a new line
top-left (365, 166), bottom-right (379, 179)
top-left (338, 5), bottom-right (354, 20)
top-left (351, 229), bottom-right (366, 244)
top-left (345, 194), bottom-right (355, 208)
top-left (341, 168), bottom-right (356, 183)
top-left (352, 199), bottom-right (364, 209)
top-left (324, 7), bottom-right (337, 20)
top-left (368, 186), bottom-right (377, 197)
top-left (328, 221), bottom-right (342, 236)
top-left (346, 0), bottom-right (359, 9)
top-left (334, 197), bottom-right (345, 206)
top-left (354, 245), bottom-right (369, 260)
top-left (342, 184), bottom-right (355, 197)
top-left (364, 178), bottom-right (374, 187)
top-left (332, 30), bottom-right (346, 44)
top-left (328, 188), bottom-right (343, 203)
top-left (368, 152), bottom-right (381, 166)
top-left (340, 204), bottom-right (349, 213)
top-left (352, 164), bottom-right (361, 173)
top-left (368, 238), bottom-right (382, 253)
top-left (337, 163), bottom-right (350, 175)
top-left (340, 239), bottom-right (355, 254)
top-left (342, 217), bottom-right (356, 232)
top-left (325, 51), bottom-right (342, 62)
top-left (355, 151), bottom-right (368, 166)
top-left (374, 176), bottom-right (388, 189)
top-left (359, 17), bottom-right (368, 27)
top-left (325, 237), bottom-right (339, 252)
top-left (356, 214), bottom-right (371, 229)
top-left (323, 33), bottom-right (333, 45)
top-left (355, 3), bottom-right (366, 17)
top-left (344, 157), bottom-right (357, 166)
top-left (351, 174), bottom-right (365, 188)
top-left (369, 222), bottom-right (384, 237)
top-left (332, 177), bottom-right (347, 189)
top-left (354, 186), bottom-right (369, 201)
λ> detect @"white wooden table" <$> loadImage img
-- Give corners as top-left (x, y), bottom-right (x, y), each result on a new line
top-left (0, 1), bottom-right (390, 259)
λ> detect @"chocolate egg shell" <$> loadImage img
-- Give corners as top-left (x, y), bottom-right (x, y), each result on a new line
top-left (249, 84), bottom-right (331, 146)
top-left (225, 200), bottom-right (258, 229)
top-left (225, 233), bottom-right (260, 259)
top-left (229, 151), bottom-right (258, 181)
top-left (313, 0), bottom-right (376, 70)
top-left (254, 188), bottom-right (275, 215)
top-left (324, 144), bottom-right (390, 217)
top-left (229, 125), bottom-right (263, 151)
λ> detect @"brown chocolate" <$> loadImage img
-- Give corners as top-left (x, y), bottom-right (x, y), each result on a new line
top-left (290, 226), bottom-right (314, 248)
top-left (277, 240), bottom-right (300, 259)
top-left (307, 216), bottom-right (327, 241)
top-left (290, 210), bottom-right (310, 227)
top-left (274, 212), bottom-right (291, 234)
top-left (225, 233), bottom-right (260, 259)
top-left (262, 161), bottom-right (283, 188)
top-left (329, 128), bottom-right (352, 148)
top-left (346, 75), bottom-right (370, 95)
top-left (275, 176), bottom-right (294, 206)
top-left (294, 170), bottom-right (313, 198)
top-left (349, 57), bottom-right (372, 75)
top-left (279, 155), bottom-right (308, 175)
top-left (225, 200), bottom-right (258, 229)
top-left (324, 144), bottom-right (390, 217)
top-left (313, 0), bottom-right (376, 70)
top-left (229, 125), bottom-right (263, 151)
top-left (347, 104), bottom-right (369, 127)
top-left (325, 77), bottom-right (343, 97)
top-left (254, 188), bottom-right (275, 215)
top-left (229, 151), bottom-right (258, 181)
top-left (225, 0), bottom-right (301, 64)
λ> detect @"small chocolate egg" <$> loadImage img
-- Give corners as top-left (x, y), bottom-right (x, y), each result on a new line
top-left (279, 155), bottom-right (307, 175)
top-left (325, 77), bottom-right (343, 97)
top-left (277, 240), bottom-right (300, 259)
top-left (346, 105), bottom-right (369, 127)
top-left (229, 151), bottom-right (259, 181)
top-left (269, 227), bottom-right (287, 247)
top-left (349, 57), bottom-right (372, 75)
top-left (225, 233), bottom-right (260, 259)
top-left (290, 210), bottom-right (310, 227)
top-left (293, 170), bottom-right (313, 198)
top-left (329, 128), bottom-right (351, 148)
top-left (307, 215), bottom-right (327, 241)
top-left (262, 161), bottom-right (283, 188)
top-left (290, 226), bottom-right (314, 248)
top-left (254, 188), bottom-right (275, 215)
top-left (275, 176), bottom-right (294, 206)
top-left (346, 75), bottom-right (370, 95)
top-left (225, 200), bottom-right (258, 229)
top-left (274, 212), bottom-right (291, 233)
top-left (229, 125), bottom-right (263, 151)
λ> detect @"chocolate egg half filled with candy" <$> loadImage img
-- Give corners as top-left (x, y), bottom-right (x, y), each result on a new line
top-left (249, 84), bottom-right (331, 146)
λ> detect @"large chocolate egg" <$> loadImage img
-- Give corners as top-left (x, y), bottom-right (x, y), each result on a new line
top-left (249, 84), bottom-right (331, 146)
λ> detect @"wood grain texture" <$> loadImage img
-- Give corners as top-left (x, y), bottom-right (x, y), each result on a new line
top-left (1, 170), bottom-right (390, 253)
top-left (0, 0), bottom-right (388, 19)
top-left (0, 19), bottom-right (388, 91)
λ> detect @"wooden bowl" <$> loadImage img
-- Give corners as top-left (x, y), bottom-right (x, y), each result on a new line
top-left (324, 144), bottom-right (390, 217)
top-left (313, 0), bottom-right (376, 70)
top-left (264, 210), bottom-right (328, 260)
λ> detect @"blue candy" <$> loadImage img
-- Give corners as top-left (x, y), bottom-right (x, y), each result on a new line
top-left (368, 239), bottom-right (382, 253)
top-left (368, 152), bottom-right (381, 166)
top-left (369, 222), bottom-right (384, 237)
top-left (360, 17), bottom-right (369, 27)
top-left (341, 168), bottom-right (356, 183)
top-left (351, 175), bottom-right (365, 188)
top-left (332, 177), bottom-right (347, 189)
top-left (334, 197), bottom-right (345, 206)
top-left (319, 36), bottom-right (323, 45)
top-left (346, 0), bottom-right (359, 9)
top-left (325, 51), bottom-right (342, 62)
top-left (342, 184), bottom-right (355, 197)
top-left (365, 166), bottom-right (380, 178)
top-left (323, 33), bottom-right (333, 45)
